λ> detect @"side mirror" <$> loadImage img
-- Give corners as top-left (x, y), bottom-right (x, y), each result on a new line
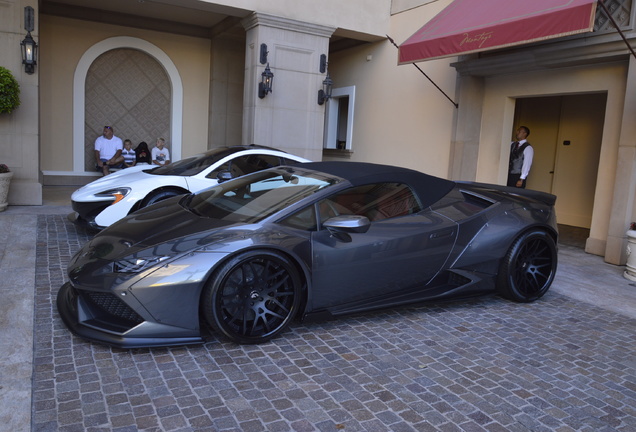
top-left (216, 170), bottom-right (233, 183)
top-left (324, 215), bottom-right (371, 235)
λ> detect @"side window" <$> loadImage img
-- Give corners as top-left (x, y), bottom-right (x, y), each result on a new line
top-left (228, 156), bottom-right (252, 178)
top-left (279, 205), bottom-right (317, 231)
top-left (206, 155), bottom-right (281, 180)
top-left (241, 154), bottom-right (281, 174)
top-left (319, 183), bottom-right (421, 224)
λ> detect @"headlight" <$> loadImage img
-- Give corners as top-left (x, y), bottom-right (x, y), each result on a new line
top-left (114, 256), bottom-right (170, 273)
top-left (95, 187), bottom-right (131, 205)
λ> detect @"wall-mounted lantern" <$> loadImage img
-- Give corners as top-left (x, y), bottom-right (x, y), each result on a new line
top-left (259, 64), bottom-right (274, 99)
top-left (258, 43), bottom-right (273, 99)
top-left (21, 6), bottom-right (38, 75)
top-left (318, 54), bottom-right (332, 105)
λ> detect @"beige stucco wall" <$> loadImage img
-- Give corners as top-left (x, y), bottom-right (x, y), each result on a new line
top-left (0, 0), bottom-right (42, 205)
top-left (39, 15), bottom-right (211, 174)
top-left (392, 0), bottom-right (441, 14)
top-left (477, 61), bottom-right (628, 255)
top-left (325, 0), bottom-right (457, 178)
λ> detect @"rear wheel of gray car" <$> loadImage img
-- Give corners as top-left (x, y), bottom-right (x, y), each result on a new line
top-left (202, 250), bottom-right (302, 344)
top-left (497, 230), bottom-right (557, 302)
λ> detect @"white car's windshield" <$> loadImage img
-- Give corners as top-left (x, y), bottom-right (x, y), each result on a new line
top-left (184, 168), bottom-right (337, 223)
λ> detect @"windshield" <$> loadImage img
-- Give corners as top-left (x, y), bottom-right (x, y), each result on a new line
top-left (149, 148), bottom-right (239, 176)
top-left (184, 167), bottom-right (338, 224)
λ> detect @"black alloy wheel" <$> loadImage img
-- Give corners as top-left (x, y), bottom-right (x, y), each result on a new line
top-left (497, 230), bottom-right (557, 302)
top-left (203, 250), bottom-right (301, 344)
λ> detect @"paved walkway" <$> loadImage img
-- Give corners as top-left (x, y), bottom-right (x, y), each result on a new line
top-left (1, 200), bottom-right (635, 431)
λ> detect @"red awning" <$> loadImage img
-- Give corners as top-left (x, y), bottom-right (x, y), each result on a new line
top-left (399, 0), bottom-right (597, 64)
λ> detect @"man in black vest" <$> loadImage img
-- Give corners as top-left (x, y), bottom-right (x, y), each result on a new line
top-left (507, 126), bottom-right (533, 188)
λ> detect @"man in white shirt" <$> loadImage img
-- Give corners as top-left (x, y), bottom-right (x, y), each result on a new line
top-left (95, 126), bottom-right (124, 176)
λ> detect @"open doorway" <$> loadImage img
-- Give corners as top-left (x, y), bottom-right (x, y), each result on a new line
top-left (513, 93), bottom-right (606, 229)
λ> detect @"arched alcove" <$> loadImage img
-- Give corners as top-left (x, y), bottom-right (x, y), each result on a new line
top-left (73, 37), bottom-right (183, 172)
top-left (84, 48), bottom-right (171, 170)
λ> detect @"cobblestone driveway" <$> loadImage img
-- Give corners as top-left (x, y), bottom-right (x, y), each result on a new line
top-left (32, 215), bottom-right (636, 431)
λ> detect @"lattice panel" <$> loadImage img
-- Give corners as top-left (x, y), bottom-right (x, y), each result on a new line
top-left (84, 49), bottom-right (171, 171)
top-left (595, 0), bottom-right (632, 31)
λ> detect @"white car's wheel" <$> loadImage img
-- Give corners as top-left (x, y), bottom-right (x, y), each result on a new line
top-left (141, 189), bottom-right (185, 208)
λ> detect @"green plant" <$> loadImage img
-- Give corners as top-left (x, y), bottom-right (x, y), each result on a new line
top-left (0, 164), bottom-right (10, 173)
top-left (0, 67), bottom-right (20, 114)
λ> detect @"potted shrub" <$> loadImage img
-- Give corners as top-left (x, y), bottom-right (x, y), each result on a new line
top-left (0, 67), bottom-right (19, 211)
top-left (0, 66), bottom-right (20, 114)
top-left (0, 164), bottom-right (13, 211)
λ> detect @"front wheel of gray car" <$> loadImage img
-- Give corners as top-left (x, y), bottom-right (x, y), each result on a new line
top-left (202, 250), bottom-right (302, 344)
top-left (497, 230), bottom-right (557, 302)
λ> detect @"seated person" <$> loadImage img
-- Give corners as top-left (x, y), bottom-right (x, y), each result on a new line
top-left (95, 126), bottom-right (124, 176)
top-left (152, 137), bottom-right (171, 166)
top-left (135, 141), bottom-right (152, 165)
top-left (122, 139), bottom-right (136, 168)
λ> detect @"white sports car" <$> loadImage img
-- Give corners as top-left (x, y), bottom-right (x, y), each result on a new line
top-left (69, 145), bottom-right (310, 229)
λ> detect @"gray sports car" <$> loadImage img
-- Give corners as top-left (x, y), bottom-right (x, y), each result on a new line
top-left (57, 161), bottom-right (558, 347)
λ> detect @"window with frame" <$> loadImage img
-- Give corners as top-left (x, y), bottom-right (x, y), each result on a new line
top-left (323, 86), bottom-right (355, 152)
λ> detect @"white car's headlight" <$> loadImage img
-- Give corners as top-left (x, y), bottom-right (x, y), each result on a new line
top-left (114, 256), bottom-right (170, 273)
top-left (95, 187), bottom-right (131, 205)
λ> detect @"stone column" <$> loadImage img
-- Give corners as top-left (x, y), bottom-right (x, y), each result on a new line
top-left (604, 55), bottom-right (636, 265)
top-left (241, 13), bottom-right (335, 162)
top-left (0, 1), bottom-right (42, 205)
top-left (209, 33), bottom-right (246, 148)
top-left (449, 73), bottom-right (484, 181)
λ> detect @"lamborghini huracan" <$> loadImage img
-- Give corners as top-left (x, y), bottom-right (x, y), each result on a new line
top-left (57, 161), bottom-right (558, 347)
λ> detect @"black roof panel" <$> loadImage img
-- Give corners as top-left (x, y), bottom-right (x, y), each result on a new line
top-left (297, 161), bottom-right (456, 209)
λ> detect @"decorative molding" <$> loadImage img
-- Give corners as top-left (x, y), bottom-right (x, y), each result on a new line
top-left (241, 12), bottom-right (335, 38)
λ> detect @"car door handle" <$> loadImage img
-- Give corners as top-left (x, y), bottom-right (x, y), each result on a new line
top-left (430, 229), bottom-right (455, 240)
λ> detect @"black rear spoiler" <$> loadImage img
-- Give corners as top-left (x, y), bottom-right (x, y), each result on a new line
top-left (456, 181), bottom-right (557, 207)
